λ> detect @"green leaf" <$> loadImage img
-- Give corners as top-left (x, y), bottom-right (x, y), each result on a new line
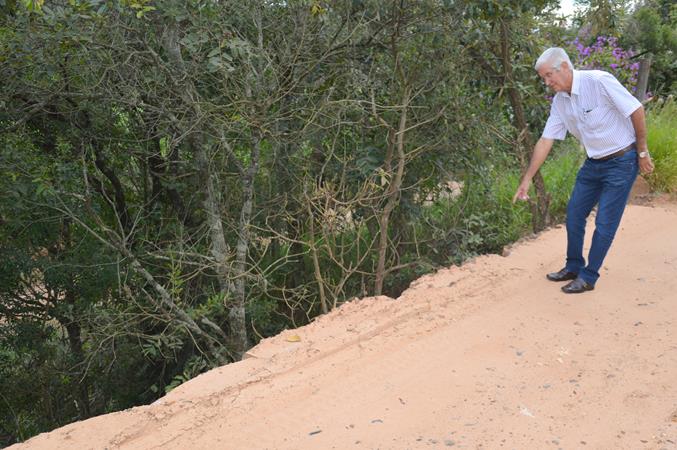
top-left (21, 0), bottom-right (43, 12)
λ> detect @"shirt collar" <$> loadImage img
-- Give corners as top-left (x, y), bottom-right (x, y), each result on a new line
top-left (557, 69), bottom-right (579, 99)
top-left (570, 69), bottom-right (580, 96)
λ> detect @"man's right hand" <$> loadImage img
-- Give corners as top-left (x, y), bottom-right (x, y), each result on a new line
top-left (513, 178), bottom-right (532, 203)
top-left (512, 138), bottom-right (553, 204)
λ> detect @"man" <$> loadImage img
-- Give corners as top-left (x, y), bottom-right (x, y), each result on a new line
top-left (513, 47), bottom-right (654, 294)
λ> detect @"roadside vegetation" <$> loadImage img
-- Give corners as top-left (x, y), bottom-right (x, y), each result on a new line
top-left (646, 97), bottom-right (677, 192)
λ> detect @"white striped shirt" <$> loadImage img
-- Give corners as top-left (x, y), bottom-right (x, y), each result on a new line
top-left (541, 70), bottom-right (641, 159)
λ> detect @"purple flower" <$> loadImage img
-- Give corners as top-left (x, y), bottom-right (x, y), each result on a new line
top-left (566, 35), bottom-right (638, 91)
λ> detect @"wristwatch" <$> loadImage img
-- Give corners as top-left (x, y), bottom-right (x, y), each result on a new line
top-left (639, 151), bottom-right (649, 158)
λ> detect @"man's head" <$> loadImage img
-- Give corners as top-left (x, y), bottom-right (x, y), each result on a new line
top-left (535, 47), bottom-right (574, 93)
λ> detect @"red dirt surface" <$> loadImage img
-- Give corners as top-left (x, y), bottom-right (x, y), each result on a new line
top-left (12, 202), bottom-right (677, 450)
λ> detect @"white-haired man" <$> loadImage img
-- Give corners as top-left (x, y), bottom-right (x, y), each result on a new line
top-left (513, 47), bottom-right (654, 293)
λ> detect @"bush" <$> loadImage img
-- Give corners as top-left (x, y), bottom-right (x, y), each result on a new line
top-left (420, 140), bottom-right (583, 266)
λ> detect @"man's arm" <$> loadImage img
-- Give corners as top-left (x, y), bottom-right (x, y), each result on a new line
top-left (513, 137), bottom-right (555, 203)
top-left (630, 105), bottom-right (654, 174)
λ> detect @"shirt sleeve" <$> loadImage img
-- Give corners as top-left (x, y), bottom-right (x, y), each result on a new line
top-left (541, 101), bottom-right (567, 140)
top-left (599, 72), bottom-right (642, 117)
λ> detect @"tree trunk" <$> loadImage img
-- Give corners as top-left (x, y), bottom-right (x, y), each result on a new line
top-left (229, 134), bottom-right (261, 358)
top-left (53, 221), bottom-right (92, 419)
top-left (306, 197), bottom-right (329, 314)
top-left (195, 140), bottom-right (234, 335)
top-left (499, 20), bottom-right (550, 232)
top-left (63, 317), bottom-right (92, 419)
top-left (374, 87), bottom-right (410, 296)
top-left (196, 142), bottom-right (232, 295)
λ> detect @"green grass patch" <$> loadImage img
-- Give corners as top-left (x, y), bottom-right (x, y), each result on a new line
top-left (541, 142), bottom-right (585, 221)
top-left (646, 97), bottom-right (677, 193)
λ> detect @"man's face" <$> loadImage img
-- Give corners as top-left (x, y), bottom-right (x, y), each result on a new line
top-left (538, 62), bottom-right (571, 93)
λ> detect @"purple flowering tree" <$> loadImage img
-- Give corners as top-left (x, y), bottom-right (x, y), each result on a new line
top-left (568, 36), bottom-right (641, 94)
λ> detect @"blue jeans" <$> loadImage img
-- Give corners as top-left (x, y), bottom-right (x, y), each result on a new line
top-left (564, 149), bottom-right (638, 285)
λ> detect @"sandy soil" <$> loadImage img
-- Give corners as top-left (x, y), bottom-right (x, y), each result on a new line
top-left (12, 201), bottom-right (677, 450)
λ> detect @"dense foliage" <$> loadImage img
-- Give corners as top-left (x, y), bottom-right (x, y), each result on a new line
top-left (0, 0), bottom-right (672, 445)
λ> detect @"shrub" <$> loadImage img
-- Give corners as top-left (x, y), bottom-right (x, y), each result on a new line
top-left (569, 36), bottom-right (640, 93)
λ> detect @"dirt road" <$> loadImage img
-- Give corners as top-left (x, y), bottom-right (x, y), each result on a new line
top-left (13, 203), bottom-right (677, 450)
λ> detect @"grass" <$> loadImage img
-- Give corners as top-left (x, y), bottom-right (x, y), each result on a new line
top-left (645, 97), bottom-right (677, 193)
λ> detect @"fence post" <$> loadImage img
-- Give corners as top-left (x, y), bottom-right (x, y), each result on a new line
top-left (635, 56), bottom-right (652, 101)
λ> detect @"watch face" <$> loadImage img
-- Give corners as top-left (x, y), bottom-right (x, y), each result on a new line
top-left (639, 151), bottom-right (648, 158)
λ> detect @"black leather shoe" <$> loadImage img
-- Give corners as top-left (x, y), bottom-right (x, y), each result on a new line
top-left (546, 268), bottom-right (578, 282)
top-left (561, 277), bottom-right (594, 294)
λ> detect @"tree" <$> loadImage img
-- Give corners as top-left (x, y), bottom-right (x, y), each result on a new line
top-left (621, 1), bottom-right (677, 98)
top-left (460, 0), bottom-right (559, 232)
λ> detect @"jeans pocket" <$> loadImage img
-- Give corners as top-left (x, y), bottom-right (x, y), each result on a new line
top-left (608, 156), bottom-right (638, 186)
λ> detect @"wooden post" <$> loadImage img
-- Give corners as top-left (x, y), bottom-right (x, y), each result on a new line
top-left (635, 56), bottom-right (652, 101)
